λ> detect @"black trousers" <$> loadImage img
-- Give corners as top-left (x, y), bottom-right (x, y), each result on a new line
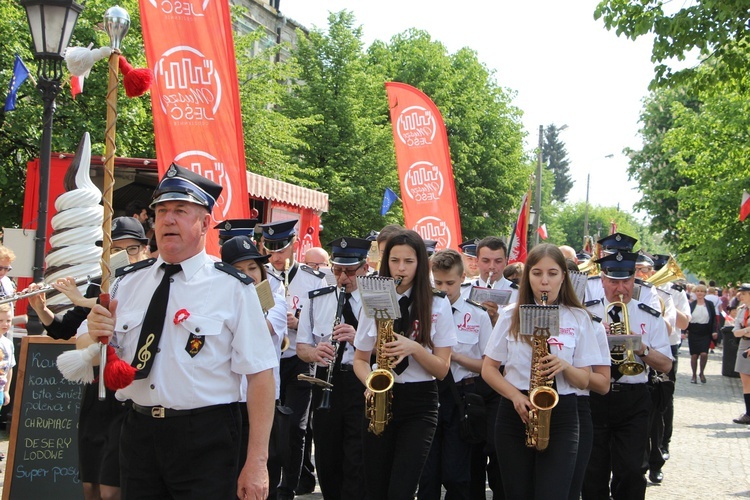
top-left (469, 376), bottom-right (503, 499)
top-left (568, 396), bottom-right (593, 500)
top-left (661, 344), bottom-right (680, 451)
top-left (311, 367), bottom-right (366, 500)
top-left (362, 381), bottom-right (438, 500)
top-left (417, 379), bottom-right (475, 500)
top-left (120, 403), bottom-right (241, 499)
top-left (495, 393), bottom-right (578, 500)
top-left (583, 384), bottom-right (651, 500)
top-left (270, 356), bottom-right (313, 499)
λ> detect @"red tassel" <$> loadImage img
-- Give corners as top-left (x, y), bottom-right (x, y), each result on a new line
top-left (119, 55), bottom-right (154, 98)
top-left (103, 344), bottom-right (137, 390)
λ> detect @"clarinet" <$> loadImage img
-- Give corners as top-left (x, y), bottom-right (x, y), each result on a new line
top-left (318, 286), bottom-right (348, 410)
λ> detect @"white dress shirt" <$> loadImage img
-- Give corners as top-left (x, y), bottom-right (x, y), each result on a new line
top-left (450, 299), bottom-right (493, 382)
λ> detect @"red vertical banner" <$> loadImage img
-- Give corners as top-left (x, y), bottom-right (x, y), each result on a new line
top-left (139, 0), bottom-right (250, 256)
top-left (385, 82), bottom-right (462, 250)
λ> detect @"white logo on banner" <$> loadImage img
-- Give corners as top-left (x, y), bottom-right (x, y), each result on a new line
top-left (155, 45), bottom-right (221, 122)
top-left (173, 150), bottom-right (233, 222)
top-left (404, 161), bottom-right (444, 202)
top-left (396, 106), bottom-right (436, 147)
top-left (147, 0), bottom-right (208, 17)
top-left (413, 216), bottom-right (451, 250)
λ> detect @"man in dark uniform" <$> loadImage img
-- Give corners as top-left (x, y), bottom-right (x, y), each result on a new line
top-left (296, 236), bottom-right (371, 499)
top-left (260, 219), bottom-right (327, 499)
top-left (582, 251), bottom-right (673, 500)
top-left (86, 164), bottom-right (277, 499)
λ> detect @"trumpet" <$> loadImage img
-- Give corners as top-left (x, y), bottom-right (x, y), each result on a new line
top-left (605, 295), bottom-right (644, 376)
top-left (0, 274), bottom-right (101, 305)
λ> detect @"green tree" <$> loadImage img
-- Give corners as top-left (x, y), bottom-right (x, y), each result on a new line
top-left (0, 0), bottom-right (154, 230)
top-left (368, 29), bottom-right (529, 239)
top-left (594, 0), bottom-right (750, 88)
top-left (281, 11), bottom-right (398, 239)
top-left (543, 124), bottom-right (573, 203)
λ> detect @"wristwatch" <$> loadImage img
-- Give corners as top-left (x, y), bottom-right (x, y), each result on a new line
top-left (642, 345), bottom-right (650, 357)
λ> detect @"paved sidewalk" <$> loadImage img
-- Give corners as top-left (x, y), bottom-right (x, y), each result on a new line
top-left (1, 347), bottom-right (748, 498)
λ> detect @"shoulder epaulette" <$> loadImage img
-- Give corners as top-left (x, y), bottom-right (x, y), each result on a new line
top-left (638, 302), bottom-right (661, 318)
top-left (588, 275), bottom-right (601, 281)
top-left (300, 264), bottom-right (325, 279)
top-left (635, 278), bottom-right (653, 288)
top-left (309, 285), bottom-right (337, 299)
top-left (510, 282), bottom-right (519, 290)
top-left (432, 288), bottom-right (447, 298)
top-left (465, 298), bottom-right (487, 311)
top-left (115, 258), bottom-right (156, 277)
top-left (656, 287), bottom-right (672, 297)
top-left (584, 299), bottom-right (602, 307)
top-left (461, 282), bottom-right (472, 288)
top-left (267, 269), bottom-right (283, 282)
top-left (671, 283), bottom-right (685, 292)
top-left (591, 314), bottom-right (603, 323)
top-left (214, 262), bottom-right (255, 285)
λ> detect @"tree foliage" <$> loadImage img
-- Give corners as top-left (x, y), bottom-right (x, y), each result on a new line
top-left (543, 124), bottom-right (573, 203)
top-left (594, 0), bottom-right (750, 88)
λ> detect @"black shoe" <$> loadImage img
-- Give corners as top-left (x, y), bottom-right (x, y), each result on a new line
top-left (662, 448), bottom-right (670, 461)
top-left (649, 470), bottom-right (663, 484)
top-left (733, 413), bottom-right (750, 424)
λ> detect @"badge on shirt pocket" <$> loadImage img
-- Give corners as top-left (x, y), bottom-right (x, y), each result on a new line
top-left (185, 333), bottom-right (205, 357)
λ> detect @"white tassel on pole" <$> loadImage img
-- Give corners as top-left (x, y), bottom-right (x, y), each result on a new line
top-left (57, 343), bottom-right (100, 383)
top-left (65, 44), bottom-right (112, 77)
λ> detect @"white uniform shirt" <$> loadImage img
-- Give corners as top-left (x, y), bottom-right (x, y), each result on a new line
top-left (586, 277), bottom-right (661, 312)
top-left (271, 262), bottom-right (327, 358)
top-left (571, 320), bottom-right (610, 396)
top-left (484, 304), bottom-right (602, 395)
top-left (111, 251), bottom-right (278, 409)
top-left (585, 297), bottom-right (673, 384)
top-left (450, 299), bottom-right (493, 382)
top-left (354, 291), bottom-right (457, 383)
top-left (297, 286), bottom-right (360, 367)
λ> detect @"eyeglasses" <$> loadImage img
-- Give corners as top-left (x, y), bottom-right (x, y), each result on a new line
top-left (332, 264), bottom-right (364, 277)
top-left (0, 266), bottom-right (11, 272)
top-left (304, 262), bottom-right (326, 270)
top-left (111, 245), bottom-right (143, 256)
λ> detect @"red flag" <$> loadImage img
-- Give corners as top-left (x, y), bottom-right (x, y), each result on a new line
top-left (70, 75), bottom-right (83, 99)
top-left (140, 0), bottom-right (250, 257)
top-left (386, 83), bottom-right (462, 250)
top-left (537, 223), bottom-right (548, 240)
top-left (508, 191), bottom-right (530, 264)
top-left (741, 190), bottom-right (750, 222)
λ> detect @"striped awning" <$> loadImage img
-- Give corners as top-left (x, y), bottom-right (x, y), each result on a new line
top-left (246, 171), bottom-right (328, 212)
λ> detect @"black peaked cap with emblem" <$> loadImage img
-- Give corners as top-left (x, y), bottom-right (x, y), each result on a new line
top-left (636, 251), bottom-right (654, 267)
top-left (423, 239), bottom-right (438, 256)
top-left (458, 239), bottom-right (478, 257)
top-left (328, 237), bottom-right (371, 266)
top-left (150, 163), bottom-right (223, 211)
top-left (214, 218), bottom-right (259, 243)
top-left (597, 232), bottom-right (638, 253)
top-left (259, 219), bottom-right (298, 251)
top-left (221, 236), bottom-right (270, 266)
top-left (652, 254), bottom-right (670, 271)
top-left (96, 216), bottom-right (148, 246)
top-left (596, 251), bottom-right (638, 280)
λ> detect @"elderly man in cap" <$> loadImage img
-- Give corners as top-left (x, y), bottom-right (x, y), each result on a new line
top-left (259, 219), bottom-right (327, 499)
top-left (86, 163), bottom-right (277, 500)
top-left (582, 251), bottom-right (672, 500)
top-left (296, 236), bottom-right (370, 499)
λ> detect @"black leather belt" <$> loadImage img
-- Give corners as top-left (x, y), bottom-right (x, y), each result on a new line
top-left (131, 402), bottom-right (229, 419)
top-left (610, 382), bottom-right (647, 392)
top-left (456, 376), bottom-right (477, 387)
top-left (339, 364), bottom-right (354, 372)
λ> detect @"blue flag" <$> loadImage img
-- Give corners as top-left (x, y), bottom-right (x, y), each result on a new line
top-left (4, 55), bottom-right (31, 112)
top-left (380, 187), bottom-right (399, 216)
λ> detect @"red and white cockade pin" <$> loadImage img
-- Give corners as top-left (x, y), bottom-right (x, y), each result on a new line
top-left (174, 309), bottom-right (190, 325)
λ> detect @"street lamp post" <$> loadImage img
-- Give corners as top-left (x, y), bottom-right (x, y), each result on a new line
top-left (21, 0), bottom-right (83, 334)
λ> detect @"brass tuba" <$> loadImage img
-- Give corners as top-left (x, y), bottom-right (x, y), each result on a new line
top-left (606, 294), bottom-right (644, 376)
top-left (365, 313), bottom-right (396, 435)
top-left (525, 292), bottom-right (559, 451)
top-left (647, 255), bottom-right (685, 287)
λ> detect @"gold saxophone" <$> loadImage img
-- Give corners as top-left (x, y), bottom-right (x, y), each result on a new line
top-left (526, 292), bottom-right (559, 452)
top-left (364, 277), bottom-right (402, 435)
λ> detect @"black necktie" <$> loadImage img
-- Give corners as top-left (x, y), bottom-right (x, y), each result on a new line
top-left (132, 263), bottom-right (182, 379)
top-left (452, 307), bottom-right (458, 315)
top-left (393, 295), bottom-right (412, 375)
top-left (608, 305), bottom-right (624, 381)
top-left (342, 293), bottom-right (359, 330)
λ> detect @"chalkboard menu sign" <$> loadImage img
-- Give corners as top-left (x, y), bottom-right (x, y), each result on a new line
top-left (3, 337), bottom-right (82, 500)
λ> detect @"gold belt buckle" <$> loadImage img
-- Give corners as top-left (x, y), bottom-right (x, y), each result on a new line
top-left (151, 406), bottom-right (166, 418)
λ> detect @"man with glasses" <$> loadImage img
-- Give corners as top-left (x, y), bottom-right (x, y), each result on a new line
top-left (296, 236), bottom-right (370, 499)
